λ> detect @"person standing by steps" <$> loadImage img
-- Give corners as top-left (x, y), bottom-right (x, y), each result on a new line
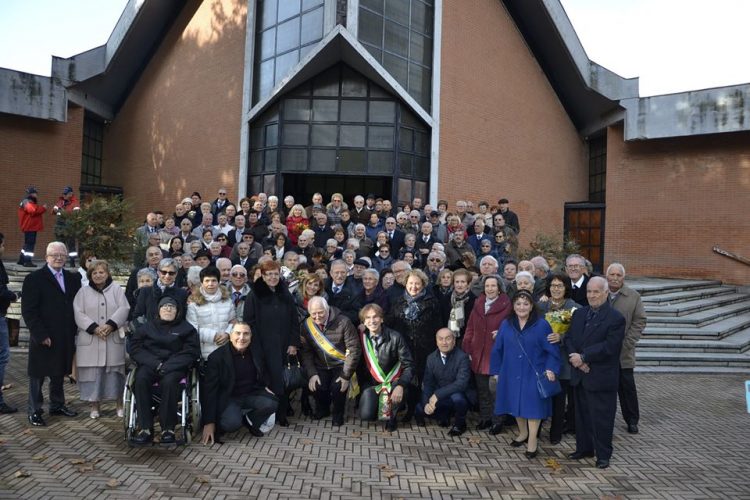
top-left (17, 186), bottom-right (47, 268)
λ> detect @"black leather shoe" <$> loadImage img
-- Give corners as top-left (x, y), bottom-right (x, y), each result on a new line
top-left (28, 412), bottom-right (46, 426)
top-left (160, 430), bottom-right (176, 444)
top-left (510, 437), bottom-right (528, 447)
top-left (331, 414), bottom-right (344, 427)
top-left (313, 407), bottom-right (330, 420)
top-left (384, 419), bottom-right (397, 432)
top-left (401, 412), bottom-right (413, 424)
top-left (596, 459), bottom-right (610, 469)
top-left (447, 424), bottom-right (466, 437)
top-left (49, 405), bottom-right (77, 417)
top-left (550, 437), bottom-right (561, 445)
top-left (0, 403), bottom-right (18, 414)
top-left (568, 451), bottom-right (595, 460)
top-left (243, 414), bottom-right (264, 436)
top-left (476, 420), bottom-right (492, 431)
top-left (277, 416), bottom-right (290, 427)
top-left (438, 419), bottom-right (450, 428)
top-left (627, 423), bottom-right (639, 434)
top-left (414, 412), bottom-right (425, 427)
top-left (132, 430), bottom-right (152, 446)
top-left (525, 448), bottom-right (539, 459)
top-left (488, 423), bottom-right (504, 435)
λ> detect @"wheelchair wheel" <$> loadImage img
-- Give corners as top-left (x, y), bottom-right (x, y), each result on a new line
top-left (123, 369), bottom-right (137, 443)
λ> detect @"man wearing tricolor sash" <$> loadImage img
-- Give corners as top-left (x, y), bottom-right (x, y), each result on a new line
top-left (301, 296), bottom-right (361, 426)
top-left (356, 304), bottom-right (414, 432)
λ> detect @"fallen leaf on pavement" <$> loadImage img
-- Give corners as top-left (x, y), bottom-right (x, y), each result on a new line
top-left (377, 464), bottom-right (393, 471)
top-left (77, 464), bottom-right (94, 473)
top-left (1, 383), bottom-right (13, 390)
top-left (384, 471), bottom-right (397, 479)
top-left (69, 458), bottom-right (86, 465)
top-left (196, 476), bottom-right (210, 484)
top-left (351, 431), bottom-right (362, 438)
top-left (21, 429), bottom-right (33, 436)
top-left (14, 470), bottom-right (31, 478)
top-left (467, 437), bottom-right (481, 445)
top-left (248, 469), bottom-right (261, 474)
top-left (300, 439), bottom-right (314, 445)
top-left (106, 479), bottom-right (121, 488)
top-left (545, 458), bottom-right (562, 471)
top-left (32, 454), bottom-right (48, 461)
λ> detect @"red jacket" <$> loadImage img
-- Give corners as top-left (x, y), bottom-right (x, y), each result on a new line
top-left (18, 198), bottom-right (46, 232)
top-left (54, 195), bottom-right (80, 214)
top-left (462, 293), bottom-right (512, 375)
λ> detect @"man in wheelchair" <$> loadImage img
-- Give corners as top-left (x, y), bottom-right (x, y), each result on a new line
top-left (201, 322), bottom-right (278, 444)
top-left (129, 296), bottom-right (200, 445)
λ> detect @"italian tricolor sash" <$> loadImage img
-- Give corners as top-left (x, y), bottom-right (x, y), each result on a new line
top-left (305, 317), bottom-right (346, 364)
top-left (360, 331), bottom-right (402, 392)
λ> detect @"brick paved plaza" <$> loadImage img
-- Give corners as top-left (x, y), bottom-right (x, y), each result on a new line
top-left (0, 352), bottom-right (748, 499)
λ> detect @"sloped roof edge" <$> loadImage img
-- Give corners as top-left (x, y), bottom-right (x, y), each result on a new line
top-left (0, 68), bottom-right (66, 122)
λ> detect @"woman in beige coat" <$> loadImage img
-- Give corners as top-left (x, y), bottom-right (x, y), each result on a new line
top-left (73, 260), bottom-right (130, 419)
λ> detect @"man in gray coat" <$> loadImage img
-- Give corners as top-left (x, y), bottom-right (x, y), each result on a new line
top-left (606, 263), bottom-right (647, 434)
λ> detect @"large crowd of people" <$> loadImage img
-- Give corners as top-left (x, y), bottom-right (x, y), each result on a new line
top-left (2, 188), bottom-right (647, 469)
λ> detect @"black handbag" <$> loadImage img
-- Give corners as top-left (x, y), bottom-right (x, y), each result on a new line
top-left (283, 354), bottom-right (306, 392)
top-left (514, 333), bottom-right (561, 399)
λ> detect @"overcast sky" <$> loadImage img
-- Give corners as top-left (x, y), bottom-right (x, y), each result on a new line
top-left (0, 0), bottom-right (748, 97)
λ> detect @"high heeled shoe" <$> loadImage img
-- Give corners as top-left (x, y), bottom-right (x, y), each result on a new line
top-left (525, 447), bottom-right (539, 459)
top-left (510, 437), bottom-right (528, 447)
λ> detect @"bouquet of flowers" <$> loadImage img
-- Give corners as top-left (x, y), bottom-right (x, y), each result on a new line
top-left (545, 308), bottom-right (576, 336)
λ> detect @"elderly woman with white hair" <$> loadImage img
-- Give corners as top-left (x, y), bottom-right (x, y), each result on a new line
top-left (300, 296), bottom-right (361, 426)
top-left (357, 268), bottom-right (390, 313)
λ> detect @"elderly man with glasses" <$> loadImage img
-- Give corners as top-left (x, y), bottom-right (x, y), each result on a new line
top-left (132, 258), bottom-right (189, 324)
top-left (211, 188), bottom-right (232, 218)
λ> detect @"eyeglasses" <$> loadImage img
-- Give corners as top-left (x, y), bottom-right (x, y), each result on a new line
top-left (159, 270), bottom-right (177, 276)
top-left (48, 254), bottom-right (67, 259)
top-left (550, 283), bottom-right (565, 289)
top-left (217, 237), bottom-right (227, 241)
top-left (231, 272), bottom-right (247, 278)
top-left (218, 192), bottom-right (227, 195)
top-left (428, 258), bottom-right (442, 262)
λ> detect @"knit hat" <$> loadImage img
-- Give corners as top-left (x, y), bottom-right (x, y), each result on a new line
top-left (26, 186), bottom-right (38, 195)
top-left (158, 296), bottom-right (178, 310)
top-left (62, 186), bottom-right (73, 195)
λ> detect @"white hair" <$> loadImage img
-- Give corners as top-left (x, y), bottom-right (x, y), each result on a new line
top-left (589, 275), bottom-right (609, 292)
top-left (530, 256), bottom-right (549, 272)
top-left (308, 295), bottom-right (329, 312)
top-left (606, 262), bottom-right (626, 276)
top-left (515, 271), bottom-right (535, 284)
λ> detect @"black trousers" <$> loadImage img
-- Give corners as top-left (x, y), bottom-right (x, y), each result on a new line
top-left (618, 368), bottom-right (640, 425)
top-left (359, 385), bottom-right (406, 422)
top-left (28, 375), bottom-right (65, 414)
top-left (313, 367), bottom-right (347, 417)
top-left (416, 392), bottom-right (470, 427)
top-left (573, 386), bottom-right (617, 461)
top-left (219, 389), bottom-right (278, 431)
top-left (550, 379), bottom-right (574, 441)
top-left (475, 373), bottom-right (501, 424)
top-left (133, 366), bottom-right (185, 432)
top-left (20, 231), bottom-right (37, 263)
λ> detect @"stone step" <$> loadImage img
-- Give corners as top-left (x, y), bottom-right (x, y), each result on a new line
top-left (635, 365), bottom-right (750, 374)
top-left (635, 350), bottom-right (750, 368)
top-left (638, 328), bottom-right (750, 354)
top-left (644, 292), bottom-right (750, 317)
top-left (641, 286), bottom-right (736, 305)
top-left (630, 278), bottom-right (724, 297)
top-left (645, 301), bottom-right (750, 327)
top-left (644, 313), bottom-right (750, 340)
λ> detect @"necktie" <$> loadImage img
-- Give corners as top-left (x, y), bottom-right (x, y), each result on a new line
top-left (55, 271), bottom-right (66, 292)
top-left (424, 236), bottom-right (429, 243)
top-left (334, 285), bottom-right (341, 294)
top-left (389, 231), bottom-right (393, 239)
top-left (441, 355), bottom-right (447, 365)
top-left (233, 292), bottom-right (241, 305)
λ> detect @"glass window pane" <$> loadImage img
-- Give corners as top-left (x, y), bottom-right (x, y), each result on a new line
top-left (258, 28), bottom-right (276, 60)
top-left (399, 128), bottom-right (413, 151)
top-left (311, 124), bottom-right (338, 146)
top-left (312, 67), bottom-right (340, 96)
top-left (398, 178), bottom-right (412, 204)
top-left (368, 126), bottom-right (394, 148)
top-left (411, 0), bottom-right (433, 36)
top-left (300, 7), bottom-right (324, 45)
top-left (257, 60), bottom-right (275, 99)
top-left (263, 174), bottom-right (277, 194)
top-left (310, 149), bottom-right (337, 172)
top-left (384, 20), bottom-right (409, 58)
top-left (369, 101), bottom-right (395, 122)
top-left (414, 155), bottom-right (430, 179)
top-left (283, 99), bottom-right (311, 120)
top-left (264, 149), bottom-right (278, 172)
top-left (400, 105), bottom-right (420, 127)
top-left (300, 43), bottom-right (315, 59)
top-left (368, 151), bottom-right (393, 174)
top-left (342, 67), bottom-right (368, 97)
top-left (384, 0), bottom-right (409, 23)
top-left (278, 0), bottom-right (301, 22)
top-left (369, 83), bottom-right (390, 98)
top-left (383, 53), bottom-right (408, 86)
top-left (251, 127), bottom-right (263, 147)
top-left (414, 130), bottom-right (429, 155)
top-left (337, 150), bottom-right (366, 172)
top-left (358, 9), bottom-right (383, 47)
top-left (409, 64), bottom-right (431, 108)
top-left (282, 123), bottom-right (309, 146)
top-left (362, 44), bottom-right (383, 64)
top-left (361, 0), bottom-right (384, 14)
top-left (281, 149), bottom-right (308, 171)
top-left (276, 17), bottom-right (301, 54)
top-left (409, 32), bottom-right (432, 66)
top-left (312, 99), bottom-right (338, 121)
top-left (303, 0), bottom-right (324, 10)
top-left (275, 50), bottom-right (299, 82)
top-left (340, 100), bottom-right (367, 122)
top-left (265, 124), bottom-right (278, 146)
top-left (414, 180), bottom-right (428, 201)
top-left (259, 0), bottom-right (278, 28)
top-left (250, 151), bottom-right (263, 173)
top-left (339, 125), bottom-right (366, 147)
top-left (399, 153), bottom-right (412, 176)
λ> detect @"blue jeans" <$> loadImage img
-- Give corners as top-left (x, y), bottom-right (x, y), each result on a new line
top-left (0, 318), bottom-right (10, 404)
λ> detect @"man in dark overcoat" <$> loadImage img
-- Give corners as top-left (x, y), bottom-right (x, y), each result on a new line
top-left (22, 241), bottom-right (82, 426)
top-left (564, 276), bottom-right (625, 469)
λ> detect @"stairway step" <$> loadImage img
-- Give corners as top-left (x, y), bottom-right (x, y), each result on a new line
top-left (638, 328), bottom-right (750, 353)
top-left (635, 366), bottom-right (750, 374)
top-left (645, 293), bottom-right (750, 316)
top-left (645, 302), bottom-right (750, 327)
top-left (644, 313), bottom-right (750, 340)
top-left (641, 286), bottom-right (736, 305)
top-left (629, 278), bottom-right (724, 297)
top-left (635, 351), bottom-right (750, 368)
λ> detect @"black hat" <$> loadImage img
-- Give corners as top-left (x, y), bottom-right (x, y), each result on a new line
top-left (429, 210), bottom-right (440, 217)
top-left (62, 186), bottom-right (73, 195)
top-left (158, 296), bottom-right (178, 310)
top-left (26, 186), bottom-right (38, 195)
top-left (366, 193), bottom-right (376, 200)
top-left (353, 258), bottom-right (371, 268)
top-left (194, 249), bottom-right (211, 261)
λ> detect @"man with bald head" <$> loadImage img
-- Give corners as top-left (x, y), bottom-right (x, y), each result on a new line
top-left (564, 277), bottom-right (625, 469)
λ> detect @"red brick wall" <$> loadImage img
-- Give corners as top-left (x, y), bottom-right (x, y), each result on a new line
top-left (438, 0), bottom-right (587, 246)
top-left (0, 105), bottom-right (83, 256)
top-left (606, 123), bottom-right (750, 285)
top-left (103, 0), bottom-right (247, 218)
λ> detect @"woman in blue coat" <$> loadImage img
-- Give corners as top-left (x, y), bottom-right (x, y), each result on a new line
top-left (490, 290), bottom-right (559, 459)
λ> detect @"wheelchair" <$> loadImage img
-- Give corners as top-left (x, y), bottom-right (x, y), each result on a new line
top-left (122, 363), bottom-right (201, 446)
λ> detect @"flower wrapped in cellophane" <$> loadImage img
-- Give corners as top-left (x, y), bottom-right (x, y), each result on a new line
top-left (545, 308), bottom-right (576, 336)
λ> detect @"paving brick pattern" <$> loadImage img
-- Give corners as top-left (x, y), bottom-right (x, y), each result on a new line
top-left (0, 352), bottom-right (748, 499)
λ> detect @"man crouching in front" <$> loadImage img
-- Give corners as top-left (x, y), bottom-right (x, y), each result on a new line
top-left (201, 322), bottom-right (278, 444)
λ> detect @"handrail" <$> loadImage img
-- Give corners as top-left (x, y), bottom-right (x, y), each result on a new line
top-left (713, 246), bottom-right (750, 267)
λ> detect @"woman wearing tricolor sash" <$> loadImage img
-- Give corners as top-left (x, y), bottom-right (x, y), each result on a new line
top-left (300, 296), bottom-right (361, 427)
top-left (357, 304), bottom-right (414, 432)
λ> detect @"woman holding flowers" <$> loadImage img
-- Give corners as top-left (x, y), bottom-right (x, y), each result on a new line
top-left (285, 204), bottom-right (309, 246)
top-left (538, 272), bottom-right (579, 444)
